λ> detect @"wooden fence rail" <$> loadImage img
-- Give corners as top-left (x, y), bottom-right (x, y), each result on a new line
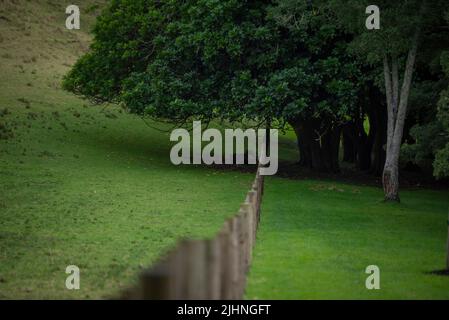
top-left (120, 168), bottom-right (265, 300)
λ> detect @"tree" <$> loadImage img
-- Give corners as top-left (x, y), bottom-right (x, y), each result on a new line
top-left (340, 76), bottom-right (387, 175)
top-left (331, 0), bottom-right (448, 201)
top-left (261, 0), bottom-right (364, 172)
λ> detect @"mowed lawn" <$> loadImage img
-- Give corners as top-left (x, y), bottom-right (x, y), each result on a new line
top-left (0, 0), bottom-right (254, 299)
top-left (246, 178), bottom-right (449, 299)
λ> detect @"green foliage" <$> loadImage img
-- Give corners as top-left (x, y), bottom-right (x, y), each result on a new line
top-left (329, 0), bottom-right (447, 63)
top-left (434, 52), bottom-right (449, 178)
top-left (401, 122), bottom-right (447, 169)
top-left (261, 0), bottom-right (364, 127)
top-left (64, 0), bottom-right (362, 129)
top-left (434, 144), bottom-right (449, 178)
top-left (64, 0), bottom-right (275, 123)
top-left (402, 23), bottom-right (449, 179)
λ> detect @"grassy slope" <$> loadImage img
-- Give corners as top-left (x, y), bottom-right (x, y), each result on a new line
top-left (246, 178), bottom-right (449, 299)
top-left (0, 0), bottom-right (254, 299)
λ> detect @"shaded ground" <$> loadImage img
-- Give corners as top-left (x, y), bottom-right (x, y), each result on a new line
top-left (276, 160), bottom-right (449, 190)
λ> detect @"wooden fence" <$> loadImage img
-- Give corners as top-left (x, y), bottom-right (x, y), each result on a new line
top-left (120, 167), bottom-right (265, 300)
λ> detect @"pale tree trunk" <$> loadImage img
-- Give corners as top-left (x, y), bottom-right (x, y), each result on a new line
top-left (382, 30), bottom-right (420, 202)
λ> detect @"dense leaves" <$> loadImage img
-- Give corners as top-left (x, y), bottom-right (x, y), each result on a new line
top-left (64, 0), bottom-right (277, 123)
top-left (401, 15), bottom-right (449, 179)
top-left (64, 0), bottom-right (361, 128)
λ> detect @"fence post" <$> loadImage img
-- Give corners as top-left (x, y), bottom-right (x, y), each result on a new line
top-left (169, 245), bottom-right (187, 299)
top-left (120, 286), bottom-right (141, 300)
top-left (249, 190), bottom-right (258, 237)
top-left (141, 261), bottom-right (171, 299)
top-left (240, 203), bottom-right (252, 267)
top-left (184, 239), bottom-right (207, 299)
top-left (230, 216), bottom-right (242, 299)
top-left (219, 220), bottom-right (234, 299)
top-left (247, 199), bottom-right (254, 262)
top-left (238, 212), bottom-right (247, 298)
top-left (206, 237), bottom-right (221, 299)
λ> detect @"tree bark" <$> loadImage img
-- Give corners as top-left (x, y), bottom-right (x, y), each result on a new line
top-left (367, 85), bottom-right (387, 176)
top-left (369, 103), bottom-right (387, 176)
top-left (355, 115), bottom-right (372, 171)
top-left (290, 118), bottom-right (341, 173)
top-left (382, 29), bottom-right (420, 202)
top-left (342, 123), bottom-right (356, 163)
top-left (342, 113), bottom-right (374, 171)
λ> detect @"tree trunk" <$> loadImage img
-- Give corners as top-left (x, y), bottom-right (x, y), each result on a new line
top-left (342, 123), bottom-right (356, 163)
top-left (382, 29), bottom-right (420, 202)
top-left (330, 126), bottom-right (341, 173)
top-left (355, 116), bottom-right (372, 171)
top-left (321, 125), bottom-right (341, 173)
top-left (292, 123), bottom-right (308, 166)
top-left (369, 86), bottom-right (387, 176)
top-left (290, 119), bottom-right (340, 173)
top-left (382, 159), bottom-right (400, 201)
top-left (342, 118), bottom-right (372, 171)
top-left (291, 121), bottom-right (311, 167)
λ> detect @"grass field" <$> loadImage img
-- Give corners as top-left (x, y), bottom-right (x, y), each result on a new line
top-left (1, 0), bottom-right (449, 300)
top-left (246, 179), bottom-right (449, 299)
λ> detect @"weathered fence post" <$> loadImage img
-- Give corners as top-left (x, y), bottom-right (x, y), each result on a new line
top-left (241, 211), bottom-right (248, 295)
top-left (170, 245), bottom-right (187, 299)
top-left (241, 202), bottom-right (252, 267)
top-left (206, 237), bottom-right (221, 299)
top-left (246, 201), bottom-right (254, 265)
top-left (141, 261), bottom-right (171, 299)
top-left (230, 216), bottom-right (242, 299)
top-left (248, 190), bottom-right (258, 239)
top-left (219, 220), bottom-right (234, 299)
top-left (184, 239), bottom-right (207, 299)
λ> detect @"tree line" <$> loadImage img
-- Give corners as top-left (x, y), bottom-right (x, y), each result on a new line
top-left (63, 0), bottom-right (449, 201)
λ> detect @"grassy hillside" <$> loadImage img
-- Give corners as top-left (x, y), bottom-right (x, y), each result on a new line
top-left (0, 0), bottom-right (254, 299)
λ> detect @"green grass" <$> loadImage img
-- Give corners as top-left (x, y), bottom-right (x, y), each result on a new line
top-left (0, 0), bottom-right (254, 299)
top-left (246, 178), bottom-right (449, 299)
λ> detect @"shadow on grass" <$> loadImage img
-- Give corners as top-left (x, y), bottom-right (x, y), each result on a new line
top-left (275, 160), bottom-right (449, 190)
top-left (427, 269), bottom-right (449, 277)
